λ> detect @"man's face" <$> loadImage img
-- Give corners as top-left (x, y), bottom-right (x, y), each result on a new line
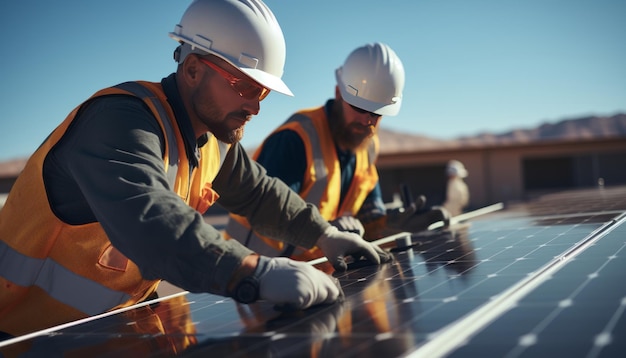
top-left (188, 55), bottom-right (269, 144)
top-left (332, 98), bottom-right (382, 151)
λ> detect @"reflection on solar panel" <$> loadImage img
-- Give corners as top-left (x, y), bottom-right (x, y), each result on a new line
top-left (1, 186), bottom-right (625, 357)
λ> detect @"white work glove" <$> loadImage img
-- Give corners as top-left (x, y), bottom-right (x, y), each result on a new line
top-left (256, 256), bottom-right (342, 310)
top-left (316, 226), bottom-right (391, 272)
top-left (329, 215), bottom-right (365, 236)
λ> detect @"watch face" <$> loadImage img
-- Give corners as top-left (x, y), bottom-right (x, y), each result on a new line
top-left (236, 277), bottom-right (259, 304)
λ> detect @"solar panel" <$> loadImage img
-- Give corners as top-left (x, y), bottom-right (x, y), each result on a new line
top-left (1, 186), bottom-right (625, 357)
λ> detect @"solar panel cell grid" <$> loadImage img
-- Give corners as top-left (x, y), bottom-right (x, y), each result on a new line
top-left (448, 219), bottom-right (626, 358)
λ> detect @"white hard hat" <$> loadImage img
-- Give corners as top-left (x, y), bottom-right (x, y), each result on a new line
top-left (335, 42), bottom-right (405, 116)
top-left (447, 160), bottom-right (468, 178)
top-left (169, 0), bottom-right (293, 96)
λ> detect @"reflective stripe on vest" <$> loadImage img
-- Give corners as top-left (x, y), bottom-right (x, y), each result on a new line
top-left (285, 114), bottom-right (328, 204)
top-left (0, 241), bottom-right (130, 315)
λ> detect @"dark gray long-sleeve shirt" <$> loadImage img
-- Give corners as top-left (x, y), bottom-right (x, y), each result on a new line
top-left (42, 74), bottom-right (329, 296)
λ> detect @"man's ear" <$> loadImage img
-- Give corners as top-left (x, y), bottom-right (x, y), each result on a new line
top-left (181, 54), bottom-right (203, 87)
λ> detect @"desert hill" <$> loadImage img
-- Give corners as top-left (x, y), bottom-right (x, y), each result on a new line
top-left (378, 113), bottom-right (626, 154)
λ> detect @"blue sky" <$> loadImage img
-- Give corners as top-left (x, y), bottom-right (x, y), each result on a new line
top-left (1, 0), bottom-right (624, 161)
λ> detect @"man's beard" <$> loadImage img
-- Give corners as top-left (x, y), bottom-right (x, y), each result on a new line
top-left (194, 95), bottom-right (246, 144)
top-left (212, 124), bottom-right (244, 144)
top-left (330, 102), bottom-right (374, 151)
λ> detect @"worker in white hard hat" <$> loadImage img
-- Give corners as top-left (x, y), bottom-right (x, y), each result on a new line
top-left (0, 0), bottom-right (391, 338)
top-left (443, 160), bottom-right (470, 217)
top-left (226, 43), bottom-right (450, 265)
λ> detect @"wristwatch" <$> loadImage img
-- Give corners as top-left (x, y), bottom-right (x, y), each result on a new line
top-left (232, 275), bottom-right (260, 304)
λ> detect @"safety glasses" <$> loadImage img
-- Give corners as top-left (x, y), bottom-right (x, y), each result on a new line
top-left (198, 57), bottom-right (270, 101)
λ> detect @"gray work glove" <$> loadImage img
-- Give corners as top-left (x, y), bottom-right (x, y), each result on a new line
top-left (329, 215), bottom-right (365, 236)
top-left (256, 256), bottom-right (342, 310)
top-left (387, 198), bottom-right (451, 233)
top-left (317, 226), bottom-right (391, 272)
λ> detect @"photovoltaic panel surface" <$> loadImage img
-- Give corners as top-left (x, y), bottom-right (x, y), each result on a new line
top-left (1, 186), bottom-right (625, 357)
top-left (447, 221), bottom-right (626, 358)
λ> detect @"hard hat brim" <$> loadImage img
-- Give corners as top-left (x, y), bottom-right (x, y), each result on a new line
top-left (240, 68), bottom-right (293, 97)
top-left (340, 91), bottom-right (402, 116)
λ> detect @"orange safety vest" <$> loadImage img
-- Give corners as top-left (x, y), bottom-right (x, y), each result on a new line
top-left (0, 81), bottom-right (228, 336)
top-left (225, 107), bottom-right (379, 261)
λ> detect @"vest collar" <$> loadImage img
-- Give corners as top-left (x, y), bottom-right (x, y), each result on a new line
top-left (161, 73), bottom-right (202, 166)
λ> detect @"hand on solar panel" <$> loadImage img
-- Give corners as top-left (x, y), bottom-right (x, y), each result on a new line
top-left (329, 215), bottom-right (365, 236)
top-left (317, 226), bottom-right (392, 272)
top-left (255, 256), bottom-right (343, 310)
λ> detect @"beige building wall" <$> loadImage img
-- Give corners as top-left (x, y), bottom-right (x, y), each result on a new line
top-left (377, 137), bottom-right (626, 210)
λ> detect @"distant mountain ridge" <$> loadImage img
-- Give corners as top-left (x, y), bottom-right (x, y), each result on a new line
top-left (378, 113), bottom-right (626, 153)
